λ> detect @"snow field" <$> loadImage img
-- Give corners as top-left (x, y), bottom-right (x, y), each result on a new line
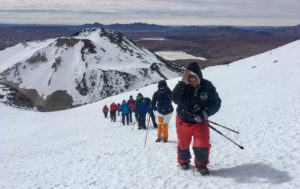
top-left (0, 40), bottom-right (300, 188)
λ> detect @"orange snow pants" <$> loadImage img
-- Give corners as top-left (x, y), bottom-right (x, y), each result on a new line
top-left (157, 116), bottom-right (168, 140)
top-left (176, 115), bottom-right (211, 166)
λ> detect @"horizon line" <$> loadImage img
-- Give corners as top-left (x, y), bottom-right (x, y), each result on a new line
top-left (0, 22), bottom-right (299, 28)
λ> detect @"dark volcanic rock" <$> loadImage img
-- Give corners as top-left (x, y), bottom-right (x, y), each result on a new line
top-left (0, 82), bottom-right (36, 110)
top-left (55, 37), bottom-right (80, 47)
top-left (27, 52), bottom-right (47, 63)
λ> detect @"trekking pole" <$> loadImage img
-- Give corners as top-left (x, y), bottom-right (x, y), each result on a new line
top-left (209, 120), bottom-right (239, 134)
top-left (149, 113), bottom-right (153, 128)
top-left (207, 123), bottom-right (244, 150)
top-left (144, 114), bottom-right (151, 148)
top-left (132, 119), bottom-right (135, 130)
top-left (132, 113), bottom-right (137, 131)
top-left (132, 120), bottom-right (135, 130)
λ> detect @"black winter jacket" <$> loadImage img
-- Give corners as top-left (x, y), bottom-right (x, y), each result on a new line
top-left (135, 96), bottom-right (143, 114)
top-left (152, 87), bottom-right (174, 115)
top-left (171, 80), bottom-right (221, 123)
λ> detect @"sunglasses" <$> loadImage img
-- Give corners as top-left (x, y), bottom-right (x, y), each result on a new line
top-left (188, 71), bottom-right (199, 81)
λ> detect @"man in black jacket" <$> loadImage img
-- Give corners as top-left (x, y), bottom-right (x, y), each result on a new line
top-left (171, 62), bottom-right (221, 175)
top-left (135, 93), bottom-right (145, 129)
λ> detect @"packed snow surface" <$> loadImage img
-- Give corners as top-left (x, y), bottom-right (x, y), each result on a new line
top-left (1, 40), bottom-right (300, 188)
top-left (0, 39), bottom-right (55, 72)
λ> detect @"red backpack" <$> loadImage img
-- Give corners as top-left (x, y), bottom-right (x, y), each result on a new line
top-left (103, 106), bottom-right (109, 113)
top-left (127, 99), bottom-right (135, 111)
top-left (110, 103), bottom-right (117, 111)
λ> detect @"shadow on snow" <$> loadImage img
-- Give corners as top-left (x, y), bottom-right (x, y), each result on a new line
top-left (211, 163), bottom-right (292, 184)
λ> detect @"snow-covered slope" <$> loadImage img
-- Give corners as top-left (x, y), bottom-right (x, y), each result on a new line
top-left (0, 39), bottom-right (55, 72)
top-left (0, 28), bottom-right (183, 111)
top-left (0, 40), bottom-right (299, 189)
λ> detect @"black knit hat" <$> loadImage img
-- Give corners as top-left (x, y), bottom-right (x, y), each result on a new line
top-left (187, 62), bottom-right (203, 79)
top-left (158, 80), bottom-right (167, 88)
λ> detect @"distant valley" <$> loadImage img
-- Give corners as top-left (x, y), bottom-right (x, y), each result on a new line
top-left (1, 23), bottom-right (300, 69)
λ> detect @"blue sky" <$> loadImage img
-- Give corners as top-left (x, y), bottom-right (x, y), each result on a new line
top-left (0, 0), bottom-right (299, 26)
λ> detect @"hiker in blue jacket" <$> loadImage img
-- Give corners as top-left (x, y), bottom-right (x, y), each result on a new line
top-left (141, 97), bottom-right (157, 129)
top-left (119, 100), bottom-right (130, 125)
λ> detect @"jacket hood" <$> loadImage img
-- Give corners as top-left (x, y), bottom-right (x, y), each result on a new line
top-left (137, 93), bottom-right (143, 98)
top-left (187, 62), bottom-right (203, 79)
top-left (158, 80), bottom-right (167, 89)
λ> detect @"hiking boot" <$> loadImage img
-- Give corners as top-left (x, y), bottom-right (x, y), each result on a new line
top-left (196, 164), bottom-right (210, 176)
top-left (143, 127), bottom-right (147, 130)
top-left (138, 127), bottom-right (141, 130)
top-left (163, 139), bottom-right (168, 143)
top-left (180, 162), bottom-right (190, 170)
top-left (155, 139), bottom-right (161, 142)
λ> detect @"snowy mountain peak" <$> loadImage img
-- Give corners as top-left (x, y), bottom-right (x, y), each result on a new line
top-left (0, 28), bottom-right (184, 111)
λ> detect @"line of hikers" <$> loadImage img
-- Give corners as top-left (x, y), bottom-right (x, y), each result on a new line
top-left (102, 79), bottom-right (174, 143)
top-left (102, 62), bottom-right (221, 175)
top-left (102, 94), bottom-right (160, 129)
top-left (102, 97), bottom-right (135, 125)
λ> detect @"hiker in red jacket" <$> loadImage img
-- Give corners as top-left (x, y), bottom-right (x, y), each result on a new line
top-left (103, 105), bottom-right (109, 118)
top-left (127, 95), bottom-right (135, 123)
top-left (110, 103), bottom-right (117, 122)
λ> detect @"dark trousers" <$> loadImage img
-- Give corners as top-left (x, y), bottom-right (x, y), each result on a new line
top-left (110, 111), bottom-right (116, 122)
top-left (104, 112), bottom-right (108, 118)
top-left (129, 110), bottom-right (133, 123)
top-left (135, 112), bottom-right (140, 125)
top-left (140, 113), bottom-right (146, 128)
top-left (136, 112), bottom-right (146, 128)
top-left (122, 113), bottom-right (129, 125)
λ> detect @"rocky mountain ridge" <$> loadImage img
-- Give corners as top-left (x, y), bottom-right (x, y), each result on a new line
top-left (0, 28), bottom-right (184, 111)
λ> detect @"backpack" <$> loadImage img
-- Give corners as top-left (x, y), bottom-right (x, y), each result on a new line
top-left (120, 103), bottom-right (130, 114)
top-left (127, 99), bottom-right (135, 111)
top-left (141, 97), bottom-right (151, 114)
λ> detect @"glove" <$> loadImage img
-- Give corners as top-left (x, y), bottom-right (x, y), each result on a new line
top-left (202, 111), bottom-right (208, 120)
top-left (194, 111), bottom-right (208, 123)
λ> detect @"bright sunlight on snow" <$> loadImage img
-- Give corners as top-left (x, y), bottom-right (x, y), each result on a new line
top-left (1, 40), bottom-right (300, 188)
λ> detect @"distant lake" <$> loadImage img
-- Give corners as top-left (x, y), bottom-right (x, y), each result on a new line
top-left (139, 37), bottom-right (166, 41)
top-left (155, 51), bottom-right (207, 61)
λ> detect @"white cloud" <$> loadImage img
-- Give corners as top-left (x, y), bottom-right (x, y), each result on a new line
top-left (0, 0), bottom-right (299, 25)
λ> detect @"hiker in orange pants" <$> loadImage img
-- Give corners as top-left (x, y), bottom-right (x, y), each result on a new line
top-left (152, 80), bottom-right (174, 142)
top-left (156, 112), bottom-right (173, 142)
